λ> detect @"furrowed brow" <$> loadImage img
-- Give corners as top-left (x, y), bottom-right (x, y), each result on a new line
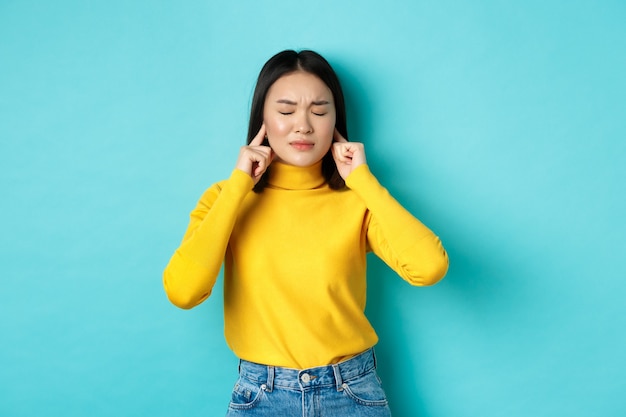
top-left (275, 99), bottom-right (330, 106)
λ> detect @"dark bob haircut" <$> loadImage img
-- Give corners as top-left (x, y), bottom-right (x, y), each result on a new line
top-left (247, 49), bottom-right (348, 192)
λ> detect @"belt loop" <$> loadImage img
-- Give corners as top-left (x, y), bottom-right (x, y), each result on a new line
top-left (266, 366), bottom-right (274, 392)
top-left (238, 360), bottom-right (242, 374)
top-left (372, 348), bottom-right (377, 369)
top-left (332, 364), bottom-right (343, 391)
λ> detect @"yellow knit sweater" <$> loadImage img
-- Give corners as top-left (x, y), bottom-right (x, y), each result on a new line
top-left (163, 161), bottom-right (448, 369)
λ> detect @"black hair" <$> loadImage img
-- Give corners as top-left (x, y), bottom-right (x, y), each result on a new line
top-left (247, 50), bottom-right (348, 192)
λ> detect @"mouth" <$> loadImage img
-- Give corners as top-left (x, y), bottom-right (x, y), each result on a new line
top-left (289, 140), bottom-right (315, 151)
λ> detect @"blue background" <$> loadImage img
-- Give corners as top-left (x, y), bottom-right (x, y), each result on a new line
top-left (1, 1), bottom-right (625, 416)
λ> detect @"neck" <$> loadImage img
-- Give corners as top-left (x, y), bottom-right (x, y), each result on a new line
top-left (267, 161), bottom-right (326, 190)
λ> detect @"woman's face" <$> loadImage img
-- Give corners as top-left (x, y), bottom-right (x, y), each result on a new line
top-left (263, 71), bottom-right (336, 167)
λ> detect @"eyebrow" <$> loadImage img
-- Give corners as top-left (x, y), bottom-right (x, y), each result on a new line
top-left (276, 99), bottom-right (330, 106)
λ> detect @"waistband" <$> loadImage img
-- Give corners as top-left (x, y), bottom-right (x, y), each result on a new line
top-left (237, 348), bottom-right (378, 392)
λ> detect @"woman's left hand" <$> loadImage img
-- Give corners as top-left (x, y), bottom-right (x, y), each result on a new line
top-left (332, 129), bottom-right (367, 179)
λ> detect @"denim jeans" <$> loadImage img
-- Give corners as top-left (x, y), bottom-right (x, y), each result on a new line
top-left (225, 348), bottom-right (392, 416)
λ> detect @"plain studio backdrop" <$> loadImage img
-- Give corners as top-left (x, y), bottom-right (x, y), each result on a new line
top-left (1, 1), bottom-right (624, 416)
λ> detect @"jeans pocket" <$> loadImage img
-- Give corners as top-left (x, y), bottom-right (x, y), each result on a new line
top-left (228, 377), bottom-right (267, 410)
top-left (342, 370), bottom-right (389, 407)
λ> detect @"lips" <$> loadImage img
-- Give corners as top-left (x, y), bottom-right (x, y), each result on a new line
top-left (289, 140), bottom-right (314, 151)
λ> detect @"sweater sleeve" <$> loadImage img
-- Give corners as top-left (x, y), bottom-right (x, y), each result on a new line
top-left (163, 169), bottom-right (254, 309)
top-left (345, 165), bottom-right (449, 286)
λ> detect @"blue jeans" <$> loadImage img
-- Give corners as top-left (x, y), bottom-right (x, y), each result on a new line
top-left (225, 348), bottom-right (392, 416)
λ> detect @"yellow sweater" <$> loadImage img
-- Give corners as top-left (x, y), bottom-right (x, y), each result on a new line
top-left (163, 161), bottom-right (448, 369)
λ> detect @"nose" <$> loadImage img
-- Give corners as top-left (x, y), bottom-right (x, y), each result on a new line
top-left (294, 112), bottom-right (313, 134)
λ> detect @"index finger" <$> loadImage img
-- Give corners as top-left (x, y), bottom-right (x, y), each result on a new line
top-left (333, 128), bottom-right (348, 143)
top-left (249, 124), bottom-right (267, 146)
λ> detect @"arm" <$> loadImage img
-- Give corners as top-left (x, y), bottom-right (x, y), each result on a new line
top-left (163, 125), bottom-right (273, 309)
top-left (332, 129), bottom-right (448, 286)
top-left (345, 165), bottom-right (449, 286)
top-left (163, 170), bottom-right (253, 309)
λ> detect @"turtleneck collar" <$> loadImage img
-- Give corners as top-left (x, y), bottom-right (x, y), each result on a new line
top-left (266, 161), bottom-right (326, 190)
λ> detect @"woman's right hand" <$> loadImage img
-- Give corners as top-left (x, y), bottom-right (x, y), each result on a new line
top-left (235, 124), bottom-right (274, 185)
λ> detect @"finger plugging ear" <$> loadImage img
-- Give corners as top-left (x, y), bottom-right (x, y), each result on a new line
top-left (250, 124), bottom-right (267, 146)
top-left (333, 128), bottom-right (348, 143)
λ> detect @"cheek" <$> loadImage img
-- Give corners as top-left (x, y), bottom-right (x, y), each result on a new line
top-left (320, 115), bottom-right (336, 140)
top-left (264, 117), bottom-right (290, 138)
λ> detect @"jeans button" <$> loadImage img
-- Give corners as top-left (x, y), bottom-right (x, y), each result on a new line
top-left (301, 373), bottom-right (311, 383)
